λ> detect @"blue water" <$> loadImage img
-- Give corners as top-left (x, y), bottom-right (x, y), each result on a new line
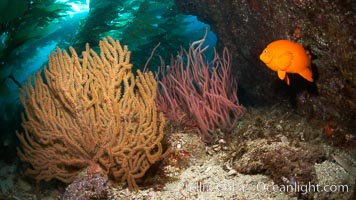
top-left (0, 0), bottom-right (217, 121)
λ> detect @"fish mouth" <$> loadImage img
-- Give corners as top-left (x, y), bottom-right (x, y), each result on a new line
top-left (259, 53), bottom-right (273, 64)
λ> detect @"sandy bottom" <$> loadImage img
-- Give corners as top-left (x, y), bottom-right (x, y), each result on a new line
top-left (1, 106), bottom-right (355, 199)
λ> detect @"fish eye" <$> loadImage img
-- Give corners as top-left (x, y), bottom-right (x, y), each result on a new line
top-left (263, 49), bottom-right (268, 53)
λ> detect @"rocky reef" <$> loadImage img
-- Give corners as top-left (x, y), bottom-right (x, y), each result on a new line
top-left (175, 0), bottom-right (356, 134)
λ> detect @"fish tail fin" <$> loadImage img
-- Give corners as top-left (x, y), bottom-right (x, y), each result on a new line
top-left (298, 67), bottom-right (313, 82)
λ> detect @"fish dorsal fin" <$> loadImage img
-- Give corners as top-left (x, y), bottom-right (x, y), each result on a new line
top-left (278, 52), bottom-right (293, 70)
top-left (298, 67), bottom-right (314, 82)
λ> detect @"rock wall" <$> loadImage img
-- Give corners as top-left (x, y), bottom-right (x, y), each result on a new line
top-left (175, 0), bottom-right (356, 131)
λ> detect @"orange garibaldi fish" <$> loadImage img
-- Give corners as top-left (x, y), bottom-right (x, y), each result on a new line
top-left (259, 40), bottom-right (313, 85)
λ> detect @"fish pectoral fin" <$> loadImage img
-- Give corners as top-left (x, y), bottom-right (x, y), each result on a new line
top-left (298, 67), bottom-right (314, 82)
top-left (277, 71), bottom-right (286, 80)
top-left (278, 52), bottom-right (293, 70)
